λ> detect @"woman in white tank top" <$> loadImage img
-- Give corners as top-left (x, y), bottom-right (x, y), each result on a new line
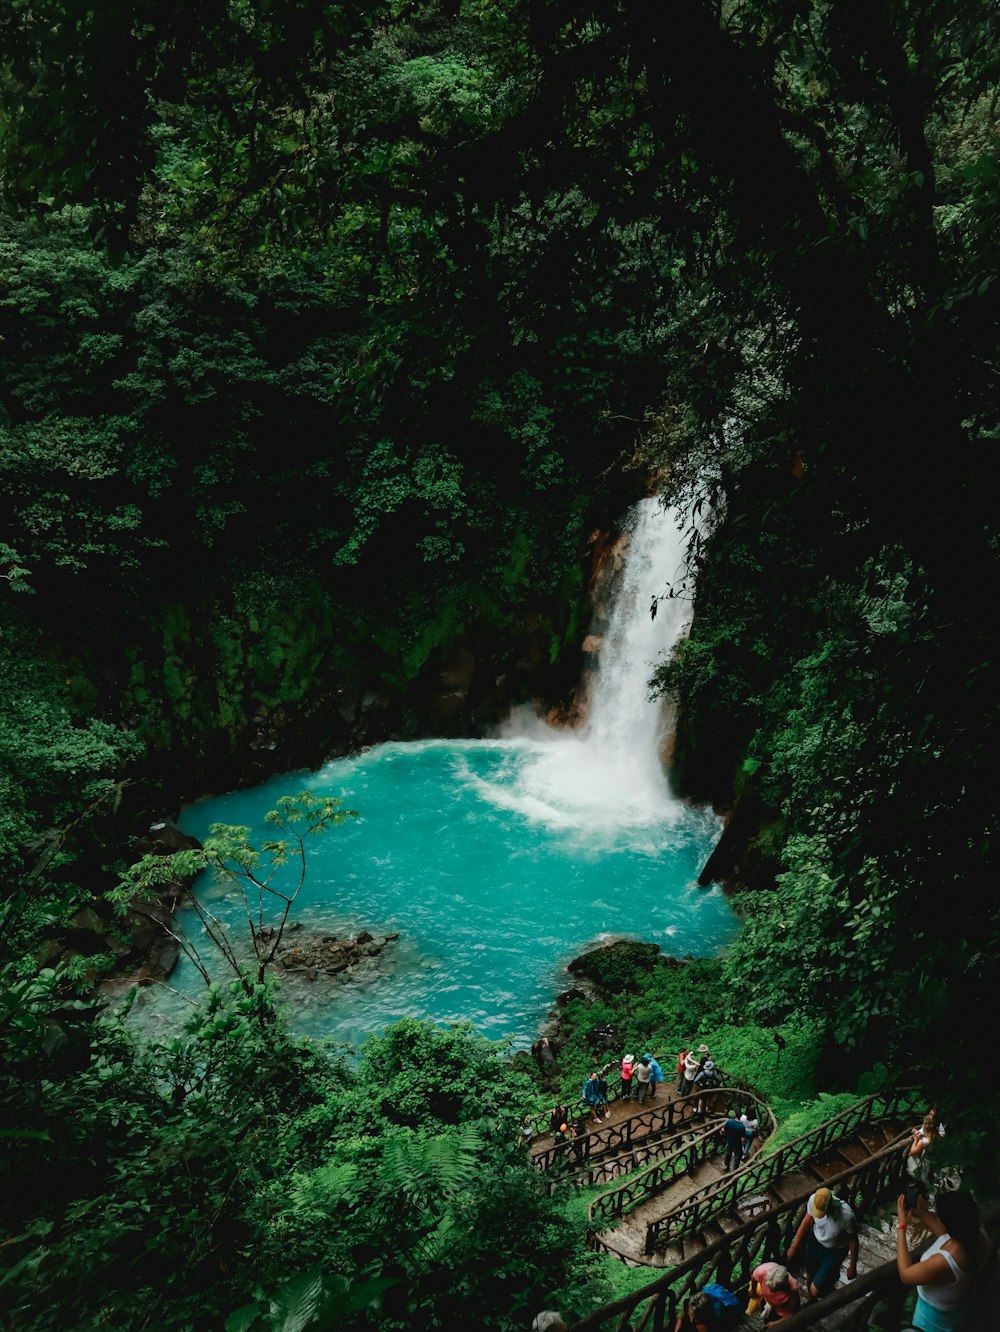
top-left (896, 1189), bottom-right (990, 1332)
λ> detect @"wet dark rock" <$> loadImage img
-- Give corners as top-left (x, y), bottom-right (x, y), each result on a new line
top-left (586, 1022), bottom-right (620, 1053)
top-left (567, 939), bottom-right (668, 994)
top-left (132, 821), bottom-right (202, 859)
top-left (273, 928), bottom-right (395, 979)
top-left (532, 1036), bottom-right (558, 1065)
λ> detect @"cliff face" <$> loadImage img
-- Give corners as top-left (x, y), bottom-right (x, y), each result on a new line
top-left (98, 515), bottom-right (642, 807)
top-left (111, 584), bottom-right (590, 807)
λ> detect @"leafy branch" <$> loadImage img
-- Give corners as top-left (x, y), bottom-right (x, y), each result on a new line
top-left (116, 791), bottom-right (358, 996)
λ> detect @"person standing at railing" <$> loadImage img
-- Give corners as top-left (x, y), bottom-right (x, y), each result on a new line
top-left (786, 1186), bottom-right (858, 1297)
top-left (582, 1071), bottom-right (609, 1123)
top-left (675, 1044), bottom-right (690, 1092)
top-left (896, 1188), bottom-right (990, 1332)
top-left (634, 1056), bottom-right (653, 1105)
top-left (621, 1052), bottom-right (636, 1100)
top-left (549, 1103), bottom-right (570, 1138)
top-left (694, 1054), bottom-right (721, 1115)
top-left (679, 1046), bottom-right (702, 1095)
top-left (570, 1117), bottom-right (589, 1164)
top-left (908, 1113), bottom-right (938, 1180)
top-left (643, 1052), bottom-right (664, 1098)
top-left (722, 1111), bottom-right (749, 1171)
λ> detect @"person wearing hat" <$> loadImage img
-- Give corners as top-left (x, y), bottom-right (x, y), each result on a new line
top-left (787, 1186), bottom-right (858, 1297)
top-left (749, 1262), bottom-right (800, 1320)
top-left (621, 1053), bottom-right (636, 1100)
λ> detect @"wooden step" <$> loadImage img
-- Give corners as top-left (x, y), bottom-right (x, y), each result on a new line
top-left (769, 1179), bottom-right (798, 1203)
top-left (832, 1140), bottom-right (869, 1165)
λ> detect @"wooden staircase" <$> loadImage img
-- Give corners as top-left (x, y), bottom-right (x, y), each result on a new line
top-left (589, 1093), bottom-right (920, 1268)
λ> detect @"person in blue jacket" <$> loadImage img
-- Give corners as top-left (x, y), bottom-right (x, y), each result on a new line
top-left (582, 1071), bottom-right (608, 1124)
top-left (643, 1053), bottom-right (664, 1099)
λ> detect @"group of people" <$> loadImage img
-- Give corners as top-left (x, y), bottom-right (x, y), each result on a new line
top-left (676, 1043), bottom-right (716, 1095)
top-left (530, 1077), bottom-right (987, 1332)
top-left (576, 1051), bottom-right (674, 1125)
top-left (619, 1052), bottom-right (664, 1105)
top-left (676, 1186), bottom-right (856, 1328)
top-left (576, 1050), bottom-right (669, 1127)
top-left (786, 1177), bottom-right (989, 1332)
top-left (528, 1040), bottom-right (728, 1153)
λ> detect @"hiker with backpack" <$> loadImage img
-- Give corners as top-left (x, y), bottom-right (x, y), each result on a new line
top-left (674, 1284), bottom-right (741, 1332)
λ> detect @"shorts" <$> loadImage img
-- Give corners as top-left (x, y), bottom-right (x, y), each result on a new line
top-left (805, 1232), bottom-right (847, 1295)
top-left (912, 1295), bottom-right (968, 1332)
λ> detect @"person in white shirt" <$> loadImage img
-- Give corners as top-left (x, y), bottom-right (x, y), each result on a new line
top-left (786, 1187), bottom-right (858, 1296)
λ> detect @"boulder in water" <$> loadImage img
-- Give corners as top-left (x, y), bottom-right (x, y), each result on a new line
top-left (567, 940), bottom-right (665, 995)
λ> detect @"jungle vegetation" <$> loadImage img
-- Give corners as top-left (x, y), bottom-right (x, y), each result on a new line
top-left (1, 1), bottom-right (998, 1328)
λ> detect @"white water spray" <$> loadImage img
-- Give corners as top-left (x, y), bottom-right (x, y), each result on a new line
top-left (489, 498), bottom-right (695, 837)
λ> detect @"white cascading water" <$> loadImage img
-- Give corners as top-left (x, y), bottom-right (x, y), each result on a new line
top-left (489, 497), bottom-right (694, 837)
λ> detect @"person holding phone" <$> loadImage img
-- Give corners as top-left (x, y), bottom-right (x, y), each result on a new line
top-left (896, 1188), bottom-right (990, 1331)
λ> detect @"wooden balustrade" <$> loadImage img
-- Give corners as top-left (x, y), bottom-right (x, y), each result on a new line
top-left (582, 1089), bottom-right (774, 1224)
top-left (534, 1088), bottom-right (748, 1176)
top-left (641, 1088), bottom-right (922, 1252)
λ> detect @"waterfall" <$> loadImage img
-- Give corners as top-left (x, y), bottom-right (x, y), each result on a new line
top-left (496, 497), bottom-right (693, 836)
top-left (585, 497), bottom-right (690, 781)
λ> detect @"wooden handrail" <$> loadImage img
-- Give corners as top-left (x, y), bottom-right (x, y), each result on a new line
top-left (644, 1090), bottom-right (920, 1251)
top-left (538, 1086), bottom-right (773, 1188)
top-left (533, 1094), bottom-right (710, 1174)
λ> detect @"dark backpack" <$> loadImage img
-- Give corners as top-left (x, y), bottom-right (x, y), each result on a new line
top-left (702, 1283), bottom-right (742, 1330)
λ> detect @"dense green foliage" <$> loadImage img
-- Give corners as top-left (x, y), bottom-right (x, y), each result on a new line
top-left (1, 971), bottom-right (590, 1330)
top-left (2, 0), bottom-right (1000, 1325)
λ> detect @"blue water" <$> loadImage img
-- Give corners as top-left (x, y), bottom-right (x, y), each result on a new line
top-left (164, 735), bottom-right (733, 1053)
